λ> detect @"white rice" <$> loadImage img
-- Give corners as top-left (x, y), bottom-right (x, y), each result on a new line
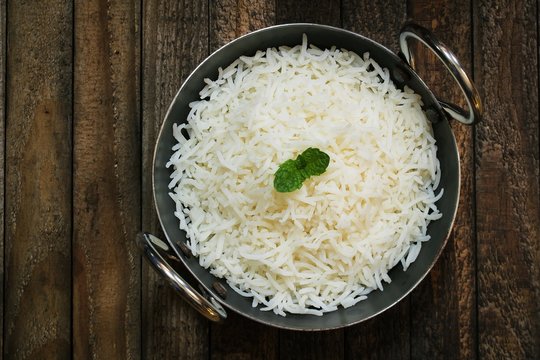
top-left (167, 35), bottom-right (442, 316)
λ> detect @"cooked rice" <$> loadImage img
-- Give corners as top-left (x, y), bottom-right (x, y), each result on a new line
top-left (167, 35), bottom-right (442, 316)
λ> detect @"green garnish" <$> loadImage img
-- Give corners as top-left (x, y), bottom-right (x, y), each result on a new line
top-left (274, 148), bottom-right (330, 193)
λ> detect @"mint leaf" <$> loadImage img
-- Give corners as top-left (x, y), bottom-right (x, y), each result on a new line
top-left (274, 159), bottom-right (305, 192)
top-left (274, 148), bottom-right (330, 193)
top-left (298, 147), bottom-right (330, 176)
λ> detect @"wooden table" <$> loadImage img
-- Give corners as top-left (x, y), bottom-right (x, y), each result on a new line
top-left (1, 0), bottom-right (539, 359)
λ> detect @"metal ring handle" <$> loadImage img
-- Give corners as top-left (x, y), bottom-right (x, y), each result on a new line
top-left (399, 23), bottom-right (483, 125)
top-left (136, 232), bottom-right (227, 322)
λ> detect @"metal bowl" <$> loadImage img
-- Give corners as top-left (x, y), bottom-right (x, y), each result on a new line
top-left (137, 23), bottom-right (482, 330)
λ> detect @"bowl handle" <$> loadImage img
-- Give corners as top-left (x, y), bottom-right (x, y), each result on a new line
top-left (136, 232), bottom-right (227, 322)
top-left (399, 22), bottom-right (483, 125)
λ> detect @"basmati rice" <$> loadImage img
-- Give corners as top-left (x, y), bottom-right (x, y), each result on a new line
top-left (167, 35), bottom-right (442, 316)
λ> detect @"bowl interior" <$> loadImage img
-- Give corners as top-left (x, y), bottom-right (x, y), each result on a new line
top-left (153, 24), bottom-right (459, 330)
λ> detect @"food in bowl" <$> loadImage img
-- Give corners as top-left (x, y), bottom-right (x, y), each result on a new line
top-left (166, 35), bottom-right (442, 316)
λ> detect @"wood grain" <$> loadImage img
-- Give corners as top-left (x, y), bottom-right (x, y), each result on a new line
top-left (73, 0), bottom-right (140, 358)
top-left (279, 330), bottom-right (343, 360)
top-left (208, 2), bottom-right (280, 359)
top-left (141, 1), bottom-right (210, 359)
top-left (4, 0), bottom-right (72, 358)
top-left (210, 0), bottom-right (276, 50)
top-left (342, 0), bottom-right (406, 52)
top-left (474, 0), bottom-right (540, 358)
top-left (341, 2), bottom-right (409, 359)
top-left (0, 0), bottom-right (5, 356)
top-left (276, 0), bottom-right (340, 26)
top-left (344, 303), bottom-right (409, 360)
top-left (210, 312), bottom-right (278, 360)
top-left (407, 1), bottom-right (477, 359)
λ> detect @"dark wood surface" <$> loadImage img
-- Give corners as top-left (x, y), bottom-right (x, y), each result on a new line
top-left (73, 1), bottom-right (141, 358)
top-left (5, 1), bottom-right (72, 358)
top-left (2, 0), bottom-right (539, 359)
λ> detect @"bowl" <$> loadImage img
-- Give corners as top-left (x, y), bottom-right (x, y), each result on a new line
top-left (137, 22), bottom-right (481, 330)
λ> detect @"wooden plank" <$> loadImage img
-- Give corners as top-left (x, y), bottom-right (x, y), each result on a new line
top-left (208, 2), bottom-right (279, 359)
top-left (276, 0), bottom-right (340, 26)
top-left (0, 0), bottom-right (5, 356)
top-left (341, 2), bottom-right (409, 359)
top-left (344, 304), bottom-right (409, 360)
top-left (474, 0), bottom-right (540, 358)
top-left (210, 0), bottom-right (276, 50)
top-left (211, 313), bottom-right (278, 360)
top-left (141, 1), bottom-right (210, 358)
top-left (4, 0), bottom-right (72, 358)
top-left (406, 2), bottom-right (477, 359)
top-left (278, 330), bottom-right (343, 360)
top-left (73, 0), bottom-right (140, 358)
top-left (342, 0), bottom-right (406, 52)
